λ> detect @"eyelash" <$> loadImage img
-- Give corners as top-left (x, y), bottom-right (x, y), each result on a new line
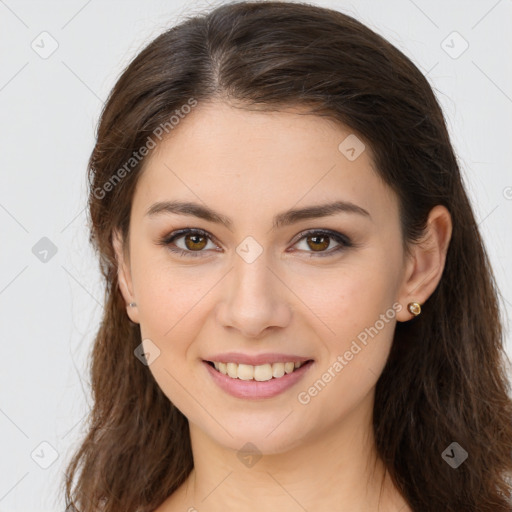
top-left (158, 228), bottom-right (353, 258)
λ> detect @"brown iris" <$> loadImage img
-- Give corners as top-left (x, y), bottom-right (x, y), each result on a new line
top-left (184, 233), bottom-right (208, 251)
top-left (306, 234), bottom-right (330, 252)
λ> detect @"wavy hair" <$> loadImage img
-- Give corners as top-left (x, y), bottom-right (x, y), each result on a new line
top-left (63, 1), bottom-right (512, 510)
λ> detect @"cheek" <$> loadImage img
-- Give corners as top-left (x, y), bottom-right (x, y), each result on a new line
top-left (131, 259), bottom-right (212, 415)
top-left (294, 268), bottom-right (399, 426)
top-left (292, 254), bottom-right (400, 381)
top-left (294, 257), bottom-right (398, 335)
top-left (129, 244), bottom-right (203, 345)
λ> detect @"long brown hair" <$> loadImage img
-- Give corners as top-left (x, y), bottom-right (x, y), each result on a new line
top-left (63, 2), bottom-right (512, 510)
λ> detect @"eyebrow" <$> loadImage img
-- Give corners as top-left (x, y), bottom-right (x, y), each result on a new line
top-left (145, 200), bottom-right (371, 230)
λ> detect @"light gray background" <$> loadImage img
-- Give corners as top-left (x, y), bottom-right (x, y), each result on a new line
top-left (1, 0), bottom-right (511, 510)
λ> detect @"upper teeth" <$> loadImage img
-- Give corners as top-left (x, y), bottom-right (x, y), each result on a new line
top-left (212, 361), bottom-right (305, 381)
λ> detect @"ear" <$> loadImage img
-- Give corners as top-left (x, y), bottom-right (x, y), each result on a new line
top-left (112, 228), bottom-right (139, 324)
top-left (396, 205), bottom-right (452, 322)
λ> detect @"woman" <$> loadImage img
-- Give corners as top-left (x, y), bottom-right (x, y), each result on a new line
top-left (63, 1), bottom-right (512, 511)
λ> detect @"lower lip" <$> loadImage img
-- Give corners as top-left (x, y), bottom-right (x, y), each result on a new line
top-left (203, 360), bottom-right (314, 399)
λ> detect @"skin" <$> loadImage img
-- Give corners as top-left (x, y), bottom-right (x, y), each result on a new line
top-left (113, 100), bottom-right (452, 511)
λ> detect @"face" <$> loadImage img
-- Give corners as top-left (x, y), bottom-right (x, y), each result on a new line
top-left (115, 100), bottom-right (412, 454)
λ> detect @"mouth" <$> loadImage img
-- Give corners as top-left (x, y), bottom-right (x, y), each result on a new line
top-left (204, 359), bottom-right (314, 381)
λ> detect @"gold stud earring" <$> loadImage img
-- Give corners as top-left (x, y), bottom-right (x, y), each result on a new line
top-left (407, 302), bottom-right (421, 316)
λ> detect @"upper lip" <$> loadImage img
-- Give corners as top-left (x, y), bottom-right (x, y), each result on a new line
top-left (204, 352), bottom-right (313, 366)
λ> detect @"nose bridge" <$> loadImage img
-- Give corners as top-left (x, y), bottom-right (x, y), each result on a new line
top-left (217, 242), bottom-right (291, 336)
top-left (232, 245), bottom-right (278, 306)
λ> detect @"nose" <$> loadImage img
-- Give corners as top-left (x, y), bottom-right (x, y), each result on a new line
top-left (215, 251), bottom-right (292, 338)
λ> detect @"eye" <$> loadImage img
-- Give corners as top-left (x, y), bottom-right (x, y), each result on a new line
top-left (290, 229), bottom-right (352, 257)
top-left (159, 228), bottom-right (219, 258)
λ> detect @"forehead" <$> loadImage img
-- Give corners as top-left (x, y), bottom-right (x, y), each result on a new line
top-left (132, 100), bottom-right (397, 226)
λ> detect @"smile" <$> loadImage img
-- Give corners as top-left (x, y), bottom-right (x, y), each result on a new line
top-left (207, 360), bottom-right (309, 381)
top-left (203, 359), bottom-right (314, 399)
